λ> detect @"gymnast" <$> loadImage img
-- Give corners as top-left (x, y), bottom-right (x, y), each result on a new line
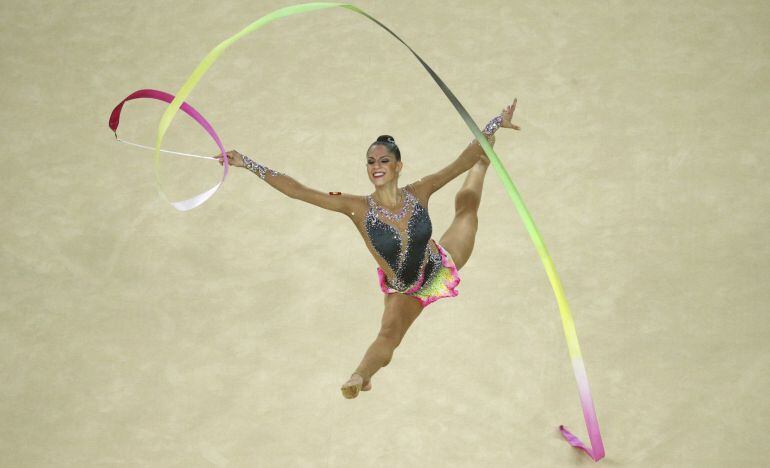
top-left (215, 99), bottom-right (520, 399)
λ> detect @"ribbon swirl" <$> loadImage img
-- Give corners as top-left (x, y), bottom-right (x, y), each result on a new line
top-left (114, 2), bottom-right (606, 461)
top-left (109, 88), bottom-right (227, 210)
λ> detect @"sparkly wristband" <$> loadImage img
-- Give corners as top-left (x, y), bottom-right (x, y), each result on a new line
top-left (242, 153), bottom-right (282, 180)
top-left (482, 114), bottom-right (503, 136)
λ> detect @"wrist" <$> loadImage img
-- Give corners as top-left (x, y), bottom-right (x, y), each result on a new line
top-left (242, 153), bottom-right (282, 180)
top-left (482, 114), bottom-right (503, 136)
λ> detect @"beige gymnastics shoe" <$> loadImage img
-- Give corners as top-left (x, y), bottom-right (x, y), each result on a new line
top-left (341, 373), bottom-right (372, 399)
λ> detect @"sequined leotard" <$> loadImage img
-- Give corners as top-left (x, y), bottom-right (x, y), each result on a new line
top-left (363, 185), bottom-right (444, 294)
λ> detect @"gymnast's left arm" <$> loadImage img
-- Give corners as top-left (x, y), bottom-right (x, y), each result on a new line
top-left (408, 130), bottom-right (496, 201)
top-left (410, 99), bottom-right (520, 199)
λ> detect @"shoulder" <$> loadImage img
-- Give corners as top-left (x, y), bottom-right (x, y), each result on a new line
top-left (404, 182), bottom-right (429, 208)
top-left (341, 193), bottom-right (368, 221)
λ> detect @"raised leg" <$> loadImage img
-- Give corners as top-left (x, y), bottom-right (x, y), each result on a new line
top-left (438, 159), bottom-right (490, 271)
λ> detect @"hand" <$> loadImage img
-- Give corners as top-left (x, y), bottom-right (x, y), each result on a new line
top-left (214, 150), bottom-right (245, 167)
top-left (501, 98), bottom-right (520, 130)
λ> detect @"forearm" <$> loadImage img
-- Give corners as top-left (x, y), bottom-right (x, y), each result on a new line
top-left (461, 113), bottom-right (501, 166)
top-left (241, 154), bottom-right (302, 199)
top-left (468, 129), bottom-right (497, 153)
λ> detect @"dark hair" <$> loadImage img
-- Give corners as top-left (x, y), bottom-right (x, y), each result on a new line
top-left (368, 134), bottom-right (401, 162)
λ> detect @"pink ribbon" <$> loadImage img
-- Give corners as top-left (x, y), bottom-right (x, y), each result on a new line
top-left (109, 88), bottom-right (229, 211)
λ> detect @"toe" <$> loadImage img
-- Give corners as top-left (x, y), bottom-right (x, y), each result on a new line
top-left (341, 385), bottom-right (357, 399)
top-left (341, 376), bottom-right (363, 399)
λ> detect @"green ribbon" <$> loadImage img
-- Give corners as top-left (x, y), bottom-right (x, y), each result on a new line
top-left (149, 2), bottom-right (605, 461)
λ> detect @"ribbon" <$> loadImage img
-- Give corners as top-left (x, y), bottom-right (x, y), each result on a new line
top-left (109, 88), bottom-right (228, 211)
top-left (138, 2), bottom-right (606, 460)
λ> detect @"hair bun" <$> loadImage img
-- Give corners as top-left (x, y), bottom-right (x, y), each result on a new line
top-left (376, 134), bottom-right (396, 145)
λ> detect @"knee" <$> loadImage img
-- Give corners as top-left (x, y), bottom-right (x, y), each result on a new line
top-left (377, 332), bottom-right (400, 367)
top-left (455, 189), bottom-right (480, 214)
top-left (378, 329), bottom-right (402, 349)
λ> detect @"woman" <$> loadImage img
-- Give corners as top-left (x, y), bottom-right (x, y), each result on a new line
top-left (215, 99), bottom-right (520, 399)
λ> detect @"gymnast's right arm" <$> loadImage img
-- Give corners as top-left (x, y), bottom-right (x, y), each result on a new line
top-left (215, 150), bottom-right (357, 216)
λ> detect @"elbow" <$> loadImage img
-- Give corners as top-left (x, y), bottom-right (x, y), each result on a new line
top-left (286, 180), bottom-right (305, 200)
top-left (462, 151), bottom-right (482, 169)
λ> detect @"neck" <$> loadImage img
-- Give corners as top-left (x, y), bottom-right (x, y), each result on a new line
top-left (373, 182), bottom-right (402, 207)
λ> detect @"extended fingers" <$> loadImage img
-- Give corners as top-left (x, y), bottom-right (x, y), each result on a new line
top-left (214, 152), bottom-right (233, 165)
top-left (505, 98), bottom-right (520, 130)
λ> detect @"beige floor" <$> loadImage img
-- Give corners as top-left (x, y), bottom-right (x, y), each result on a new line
top-left (1, 0), bottom-right (768, 466)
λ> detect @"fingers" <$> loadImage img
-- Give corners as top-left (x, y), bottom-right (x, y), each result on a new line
top-left (214, 151), bottom-right (233, 165)
top-left (503, 99), bottom-right (517, 115)
top-left (500, 97), bottom-right (520, 130)
top-left (502, 98), bottom-right (516, 112)
top-left (506, 98), bottom-right (518, 112)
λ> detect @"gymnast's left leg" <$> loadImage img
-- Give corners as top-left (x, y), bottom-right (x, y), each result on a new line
top-left (341, 293), bottom-right (423, 399)
top-left (438, 155), bottom-right (490, 271)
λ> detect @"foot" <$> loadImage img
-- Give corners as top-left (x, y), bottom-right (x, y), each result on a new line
top-left (477, 154), bottom-right (490, 167)
top-left (340, 373), bottom-right (372, 399)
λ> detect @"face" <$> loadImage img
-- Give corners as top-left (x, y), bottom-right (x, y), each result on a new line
top-left (366, 144), bottom-right (401, 186)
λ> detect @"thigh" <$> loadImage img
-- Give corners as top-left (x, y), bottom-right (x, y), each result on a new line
top-left (438, 211), bottom-right (478, 271)
top-left (380, 292), bottom-right (424, 345)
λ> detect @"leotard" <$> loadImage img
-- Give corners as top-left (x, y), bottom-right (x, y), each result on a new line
top-left (363, 185), bottom-right (445, 294)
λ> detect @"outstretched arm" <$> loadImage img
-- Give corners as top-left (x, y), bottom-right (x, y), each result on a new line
top-left (239, 153), bottom-right (359, 217)
top-left (410, 131), bottom-right (497, 201)
top-left (411, 99), bottom-right (519, 200)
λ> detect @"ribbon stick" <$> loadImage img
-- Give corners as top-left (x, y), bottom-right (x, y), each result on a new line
top-left (148, 2), bottom-right (605, 460)
top-left (115, 137), bottom-right (216, 161)
top-left (109, 88), bottom-right (228, 211)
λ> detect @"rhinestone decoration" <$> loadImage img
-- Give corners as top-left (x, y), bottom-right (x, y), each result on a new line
top-left (367, 187), bottom-right (412, 222)
top-left (242, 153), bottom-right (282, 180)
top-left (365, 186), bottom-right (437, 292)
top-left (482, 114), bottom-right (503, 136)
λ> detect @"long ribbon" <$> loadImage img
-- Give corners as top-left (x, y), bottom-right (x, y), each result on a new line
top-left (109, 88), bottom-right (228, 211)
top-left (143, 2), bottom-right (605, 460)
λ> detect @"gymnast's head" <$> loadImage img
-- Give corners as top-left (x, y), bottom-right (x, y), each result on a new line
top-left (366, 135), bottom-right (402, 186)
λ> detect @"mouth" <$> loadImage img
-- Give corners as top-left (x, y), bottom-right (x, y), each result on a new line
top-left (372, 171), bottom-right (386, 179)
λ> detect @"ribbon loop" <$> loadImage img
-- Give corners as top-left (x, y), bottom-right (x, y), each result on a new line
top-left (113, 3), bottom-right (605, 460)
top-left (109, 88), bottom-right (229, 211)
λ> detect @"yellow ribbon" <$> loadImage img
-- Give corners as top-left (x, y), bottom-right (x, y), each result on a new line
top-left (150, 2), bottom-right (605, 460)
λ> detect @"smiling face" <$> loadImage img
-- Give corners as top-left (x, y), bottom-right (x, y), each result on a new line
top-left (366, 144), bottom-right (402, 186)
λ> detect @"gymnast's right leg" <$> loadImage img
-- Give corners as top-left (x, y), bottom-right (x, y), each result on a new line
top-left (341, 293), bottom-right (423, 399)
